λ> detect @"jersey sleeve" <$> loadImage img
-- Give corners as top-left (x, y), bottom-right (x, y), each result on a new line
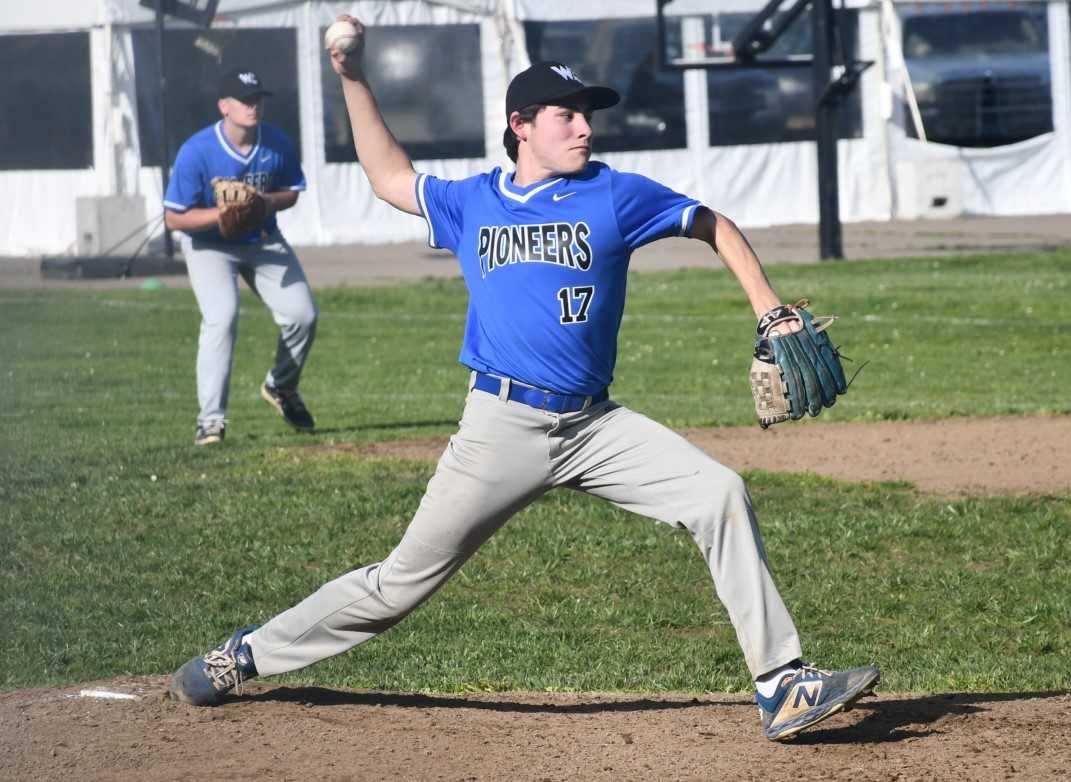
top-left (609, 170), bottom-right (701, 250)
top-left (163, 142), bottom-right (204, 212)
top-left (415, 173), bottom-right (467, 253)
top-left (275, 130), bottom-right (306, 191)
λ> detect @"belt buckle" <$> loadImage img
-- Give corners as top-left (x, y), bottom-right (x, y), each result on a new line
top-left (542, 391), bottom-right (553, 410)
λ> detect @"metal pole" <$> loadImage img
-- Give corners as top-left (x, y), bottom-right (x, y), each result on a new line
top-left (155, 0), bottom-right (174, 260)
top-left (812, 0), bottom-right (843, 260)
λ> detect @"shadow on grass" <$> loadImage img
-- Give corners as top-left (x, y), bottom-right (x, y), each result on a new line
top-left (304, 419), bottom-right (458, 436)
top-left (233, 419), bottom-right (457, 441)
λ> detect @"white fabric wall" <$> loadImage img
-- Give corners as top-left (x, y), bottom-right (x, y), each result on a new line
top-left (1051, 0), bottom-right (1071, 206)
top-left (1, 0), bottom-right (1069, 255)
top-left (3, 0), bottom-right (101, 30)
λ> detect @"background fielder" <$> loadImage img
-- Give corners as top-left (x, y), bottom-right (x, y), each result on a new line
top-left (164, 68), bottom-right (317, 445)
top-left (170, 24), bottom-right (879, 741)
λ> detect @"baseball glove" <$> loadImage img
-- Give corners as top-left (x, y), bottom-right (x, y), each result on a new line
top-left (211, 177), bottom-right (267, 241)
top-left (749, 300), bottom-right (848, 429)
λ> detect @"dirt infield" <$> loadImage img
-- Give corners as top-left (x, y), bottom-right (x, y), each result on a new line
top-left (333, 414), bottom-right (1071, 497)
top-left (3, 678), bottom-right (1069, 782)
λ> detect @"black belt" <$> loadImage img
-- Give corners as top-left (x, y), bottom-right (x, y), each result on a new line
top-left (472, 372), bottom-right (608, 413)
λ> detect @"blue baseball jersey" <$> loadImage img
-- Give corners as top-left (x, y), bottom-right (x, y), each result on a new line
top-left (417, 161), bottom-right (700, 395)
top-left (164, 121), bottom-right (306, 244)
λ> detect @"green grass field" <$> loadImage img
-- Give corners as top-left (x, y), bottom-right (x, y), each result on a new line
top-left (2, 251), bottom-right (1069, 694)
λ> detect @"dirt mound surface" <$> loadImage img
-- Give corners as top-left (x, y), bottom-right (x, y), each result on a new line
top-left (2, 678), bottom-right (1068, 781)
top-left (336, 415), bottom-right (1071, 496)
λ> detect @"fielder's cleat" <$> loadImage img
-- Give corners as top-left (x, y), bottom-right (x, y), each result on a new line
top-left (194, 420), bottom-right (226, 446)
top-left (260, 383), bottom-right (315, 431)
top-left (757, 663), bottom-right (880, 741)
top-left (169, 625), bottom-right (260, 706)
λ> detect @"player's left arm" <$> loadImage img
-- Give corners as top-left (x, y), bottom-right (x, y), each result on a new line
top-left (261, 190), bottom-right (299, 215)
top-left (261, 129), bottom-right (303, 216)
top-left (689, 207), bottom-right (798, 334)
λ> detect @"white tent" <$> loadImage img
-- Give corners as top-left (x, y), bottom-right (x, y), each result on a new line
top-left (2, 0), bottom-right (1069, 255)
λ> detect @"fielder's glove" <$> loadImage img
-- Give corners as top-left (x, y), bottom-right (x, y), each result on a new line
top-left (211, 177), bottom-right (267, 241)
top-left (749, 300), bottom-right (848, 429)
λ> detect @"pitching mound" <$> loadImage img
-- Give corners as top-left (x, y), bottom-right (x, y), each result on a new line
top-left (2, 678), bottom-right (1068, 781)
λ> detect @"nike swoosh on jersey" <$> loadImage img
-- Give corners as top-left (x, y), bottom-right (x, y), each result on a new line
top-left (552, 192), bottom-right (577, 202)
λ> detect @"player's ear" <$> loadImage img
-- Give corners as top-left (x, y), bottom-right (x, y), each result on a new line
top-left (508, 111), bottom-right (528, 143)
top-left (217, 97), bottom-right (230, 117)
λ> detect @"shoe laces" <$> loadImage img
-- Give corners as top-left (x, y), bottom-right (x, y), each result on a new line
top-left (202, 648), bottom-right (249, 695)
top-left (796, 663), bottom-right (833, 680)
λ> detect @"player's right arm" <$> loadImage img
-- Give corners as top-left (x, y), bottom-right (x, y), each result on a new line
top-left (164, 207), bottom-right (218, 232)
top-left (163, 142), bottom-right (220, 232)
top-left (689, 208), bottom-right (781, 318)
top-left (328, 16), bottom-right (420, 216)
top-left (689, 207), bottom-right (801, 336)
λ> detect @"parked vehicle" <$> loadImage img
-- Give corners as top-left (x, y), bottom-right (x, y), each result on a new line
top-left (901, 4), bottom-right (1052, 147)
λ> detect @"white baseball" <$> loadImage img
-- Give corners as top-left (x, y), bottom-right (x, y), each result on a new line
top-left (325, 20), bottom-right (359, 54)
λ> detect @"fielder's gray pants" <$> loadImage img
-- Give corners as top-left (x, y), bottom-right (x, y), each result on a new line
top-left (247, 379), bottom-right (802, 679)
top-left (181, 231), bottom-right (318, 425)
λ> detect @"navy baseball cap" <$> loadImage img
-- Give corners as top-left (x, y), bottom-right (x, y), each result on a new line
top-left (505, 61), bottom-right (619, 120)
top-left (218, 68), bottom-right (274, 101)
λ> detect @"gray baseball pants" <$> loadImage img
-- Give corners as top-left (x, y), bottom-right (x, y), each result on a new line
top-left (246, 376), bottom-right (802, 679)
top-left (181, 230), bottom-right (318, 425)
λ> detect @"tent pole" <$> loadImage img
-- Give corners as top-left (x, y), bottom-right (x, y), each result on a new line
top-left (155, 0), bottom-right (174, 260)
top-left (813, 0), bottom-right (843, 259)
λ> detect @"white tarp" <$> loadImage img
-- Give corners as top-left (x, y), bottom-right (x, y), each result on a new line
top-left (1, 0), bottom-right (1069, 255)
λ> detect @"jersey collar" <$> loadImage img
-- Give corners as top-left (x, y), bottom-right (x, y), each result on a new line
top-left (214, 120), bottom-right (262, 165)
top-left (497, 171), bottom-right (563, 204)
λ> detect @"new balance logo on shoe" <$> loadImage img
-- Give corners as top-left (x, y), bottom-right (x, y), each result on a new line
top-left (773, 680), bottom-right (823, 722)
top-left (793, 681), bottom-right (821, 708)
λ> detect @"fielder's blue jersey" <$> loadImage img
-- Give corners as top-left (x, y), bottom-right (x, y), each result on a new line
top-left (417, 161), bottom-right (700, 395)
top-left (164, 121), bottom-right (306, 244)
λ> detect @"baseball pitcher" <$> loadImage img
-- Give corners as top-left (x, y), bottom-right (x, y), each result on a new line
top-left (170, 24), bottom-right (879, 741)
top-left (164, 68), bottom-right (317, 445)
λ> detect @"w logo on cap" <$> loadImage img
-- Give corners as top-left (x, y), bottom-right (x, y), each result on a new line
top-left (550, 65), bottom-right (582, 83)
top-left (238, 72), bottom-right (259, 85)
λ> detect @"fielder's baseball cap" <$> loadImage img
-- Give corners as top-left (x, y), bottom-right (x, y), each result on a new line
top-left (505, 61), bottom-right (620, 120)
top-left (218, 68), bottom-right (274, 101)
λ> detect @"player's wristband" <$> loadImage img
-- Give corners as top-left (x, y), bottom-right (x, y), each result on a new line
top-left (756, 304), bottom-right (797, 336)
